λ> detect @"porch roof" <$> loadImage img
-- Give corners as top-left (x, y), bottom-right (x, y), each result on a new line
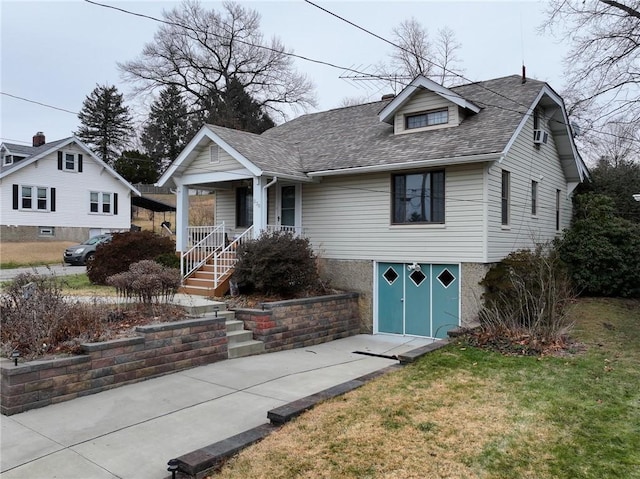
top-left (205, 125), bottom-right (309, 180)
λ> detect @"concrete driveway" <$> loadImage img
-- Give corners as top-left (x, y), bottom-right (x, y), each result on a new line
top-left (0, 334), bottom-right (435, 479)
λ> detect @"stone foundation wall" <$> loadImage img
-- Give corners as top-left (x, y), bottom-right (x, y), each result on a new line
top-left (460, 262), bottom-right (490, 328)
top-left (234, 293), bottom-right (361, 352)
top-left (317, 259), bottom-right (373, 333)
top-left (1, 225), bottom-right (93, 243)
top-left (0, 316), bottom-right (227, 416)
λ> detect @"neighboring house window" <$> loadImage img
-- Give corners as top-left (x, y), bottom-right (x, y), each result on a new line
top-left (236, 186), bottom-right (253, 227)
top-left (392, 170), bottom-right (445, 224)
top-left (501, 170), bottom-right (510, 226)
top-left (90, 191), bottom-right (117, 215)
top-left (14, 185), bottom-right (54, 212)
top-left (556, 189), bottom-right (561, 231)
top-left (57, 151), bottom-right (83, 172)
top-left (531, 180), bottom-right (538, 216)
top-left (2, 153), bottom-right (12, 165)
top-left (405, 109), bottom-right (448, 130)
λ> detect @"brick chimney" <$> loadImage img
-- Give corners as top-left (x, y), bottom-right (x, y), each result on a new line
top-left (32, 132), bottom-right (46, 147)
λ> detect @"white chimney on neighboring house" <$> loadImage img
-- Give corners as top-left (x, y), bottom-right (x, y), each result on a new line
top-left (32, 131), bottom-right (46, 147)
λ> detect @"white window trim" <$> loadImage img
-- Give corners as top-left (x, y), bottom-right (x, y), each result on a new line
top-left (20, 185), bottom-right (51, 212)
top-left (89, 191), bottom-right (114, 215)
top-left (63, 151), bottom-right (78, 172)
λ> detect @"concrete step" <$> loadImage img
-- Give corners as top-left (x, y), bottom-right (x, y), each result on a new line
top-left (181, 302), bottom-right (232, 317)
top-left (225, 319), bottom-right (245, 332)
top-left (226, 329), bottom-right (254, 345)
top-left (228, 340), bottom-right (265, 359)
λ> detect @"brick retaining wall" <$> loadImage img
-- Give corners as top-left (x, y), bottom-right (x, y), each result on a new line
top-left (0, 316), bottom-right (227, 416)
top-left (234, 293), bottom-right (361, 352)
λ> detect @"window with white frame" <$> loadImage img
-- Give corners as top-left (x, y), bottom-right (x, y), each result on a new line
top-left (90, 191), bottom-right (114, 214)
top-left (501, 170), bottom-right (510, 226)
top-left (21, 186), bottom-right (51, 211)
top-left (405, 109), bottom-right (449, 130)
top-left (531, 180), bottom-right (538, 216)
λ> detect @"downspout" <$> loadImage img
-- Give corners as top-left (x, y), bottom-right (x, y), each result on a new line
top-left (263, 176), bottom-right (278, 190)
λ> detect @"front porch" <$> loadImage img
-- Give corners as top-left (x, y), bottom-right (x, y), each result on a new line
top-left (179, 223), bottom-right (304, 297)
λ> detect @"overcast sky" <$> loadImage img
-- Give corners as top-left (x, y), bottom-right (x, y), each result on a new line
top-left (1, 0), bottom-right (569, 146)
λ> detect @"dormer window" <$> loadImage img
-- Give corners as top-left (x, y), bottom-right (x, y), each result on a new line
top-left (406, 109), bottom-right (449, 130)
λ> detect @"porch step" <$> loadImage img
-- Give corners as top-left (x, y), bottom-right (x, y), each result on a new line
top-left (225, 319), bottom-right (246, 332)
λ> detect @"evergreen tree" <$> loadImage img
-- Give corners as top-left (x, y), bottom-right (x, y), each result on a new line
top-left (76, 84), bottom-right (133, 166)
top-left (202, 78), bottom-right (275, 134)
top-left (141, 85), bottom-right (196, 173)
top-left (113, 150), bottom-right (159, 184)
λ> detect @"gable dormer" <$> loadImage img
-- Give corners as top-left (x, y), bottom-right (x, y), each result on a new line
top-left (379, 76), bottom-right (481, 135)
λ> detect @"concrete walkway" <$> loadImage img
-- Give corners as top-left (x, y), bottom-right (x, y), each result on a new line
top-left (1, 334), bottom-right (435, 479)
top-left (0, 264), bottom-right (86, 281)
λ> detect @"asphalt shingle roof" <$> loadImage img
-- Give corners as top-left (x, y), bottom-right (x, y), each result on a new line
top-left (258, 75), bottom-right (546, 173)
top-left (0, 138), bottom-right (72, 174)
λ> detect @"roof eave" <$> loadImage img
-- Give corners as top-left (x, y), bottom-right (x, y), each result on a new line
top-left (308, 152), bottom-right (502, 177)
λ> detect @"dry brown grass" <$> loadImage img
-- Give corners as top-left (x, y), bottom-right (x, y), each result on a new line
top-left (0, 241), bottom-right (75, 266)
top-left (214, 369), bottom-right (552, 479)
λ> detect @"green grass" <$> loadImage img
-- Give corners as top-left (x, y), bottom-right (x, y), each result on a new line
top-left (1, 273), bottom-right (115, 296)
top-left (214, 297), bottom-right (640, 479)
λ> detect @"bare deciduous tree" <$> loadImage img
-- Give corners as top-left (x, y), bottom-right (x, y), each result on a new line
top-left (542, 0), bottom-right (640, 132)
top-left (383, 18), bottom-right (464, 88)
top-left (119, 0), bottom-right (316, 122)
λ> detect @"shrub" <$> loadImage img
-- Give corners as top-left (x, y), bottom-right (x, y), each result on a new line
top-left (232, 231), bottom-right (319, 296)
top-left (87, 231), bottom-right (176, 284)
top-left (0, 273), bottom-right (102, 358)
top-left (557, 193), bottom-right (640, 298)
top-left (106, 260), bottom-right (180, 304)
top-left (477, 244), bottom-right (575, 352)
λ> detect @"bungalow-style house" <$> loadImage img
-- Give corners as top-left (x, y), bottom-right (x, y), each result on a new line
top-left (0, 132), bottom-right (140, 242)
top-left (157, 74), bottom-right (588, 339)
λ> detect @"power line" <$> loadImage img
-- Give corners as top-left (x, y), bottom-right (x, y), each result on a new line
top-left (0, 92), bottom-right (78, 115)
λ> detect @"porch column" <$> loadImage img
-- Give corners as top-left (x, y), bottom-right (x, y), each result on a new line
top-left (175, 181), bottom-right (190, 252)
top-left (253, 176), bottom-right (267, 234)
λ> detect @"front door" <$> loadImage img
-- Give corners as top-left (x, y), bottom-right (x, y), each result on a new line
top-left (377, 262), bottom-right (459, 339)
top-left (276, 184), bottom-right (300, 233)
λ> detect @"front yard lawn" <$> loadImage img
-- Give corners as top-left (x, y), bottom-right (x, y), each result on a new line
top-left (213, 297), bottom-right (640, 479)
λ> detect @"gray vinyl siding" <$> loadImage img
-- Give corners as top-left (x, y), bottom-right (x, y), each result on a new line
top-left (302, 164), bottom-right (485, 263)
top-left (185, 144), bottom-right (242, 176)
top-left (214, 188), bottom-right (236, 234)
top-left (394, 90), bottom-right (460, 134)
top-left (486, 115), bottom-right (572, 262)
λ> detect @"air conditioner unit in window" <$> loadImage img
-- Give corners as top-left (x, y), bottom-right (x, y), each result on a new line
top-left (533, 129), bottom-right (549, 145)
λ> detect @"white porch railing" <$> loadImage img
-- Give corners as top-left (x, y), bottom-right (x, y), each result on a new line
top-left (265, 225), bottom-right (303, 236)
top-left (182, 224), bottom-right (227, 279)
top-left (181, 224), bottom-right (256, 290)
top-left (209, 225), bottom-right (255, 289)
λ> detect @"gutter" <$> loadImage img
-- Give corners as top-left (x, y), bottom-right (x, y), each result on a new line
top-left (307, 152), bottom-right (501, 177)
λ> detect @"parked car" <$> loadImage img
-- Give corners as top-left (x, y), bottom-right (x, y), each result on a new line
top-left (63, 234), bottom-right (112, 265)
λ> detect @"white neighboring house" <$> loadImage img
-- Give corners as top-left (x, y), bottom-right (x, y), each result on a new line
top-left (158, 74), bottom-right (589, 339)
top-left (0, 132), bottom-right (140, 242)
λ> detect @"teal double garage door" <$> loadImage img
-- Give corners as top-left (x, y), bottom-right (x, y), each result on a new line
top-left (377, 262), bottom-right (459, 339)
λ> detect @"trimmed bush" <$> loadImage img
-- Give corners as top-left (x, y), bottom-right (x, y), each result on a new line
top-left (233, 231), bottom-right (319, 296)
top-left (87, 231), bottom-right (176, 284)
top-left (106, 260), bottom-right (180, 304)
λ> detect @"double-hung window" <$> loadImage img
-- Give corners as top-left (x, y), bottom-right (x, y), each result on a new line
top-left (392, 170), bottom-right (445, 224)
top-left (531, 180), bottom-right (538, 216)
top-left (19, 185), bottom-right (51, 211)
top-left (501, 170), bottom-right (510, 226)
top-left (405, 109), bottom-right (449, 130)
top-left (57, 151), bottom-right (83, 172)
top-left (90, 191), bottom-right (114, 214)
